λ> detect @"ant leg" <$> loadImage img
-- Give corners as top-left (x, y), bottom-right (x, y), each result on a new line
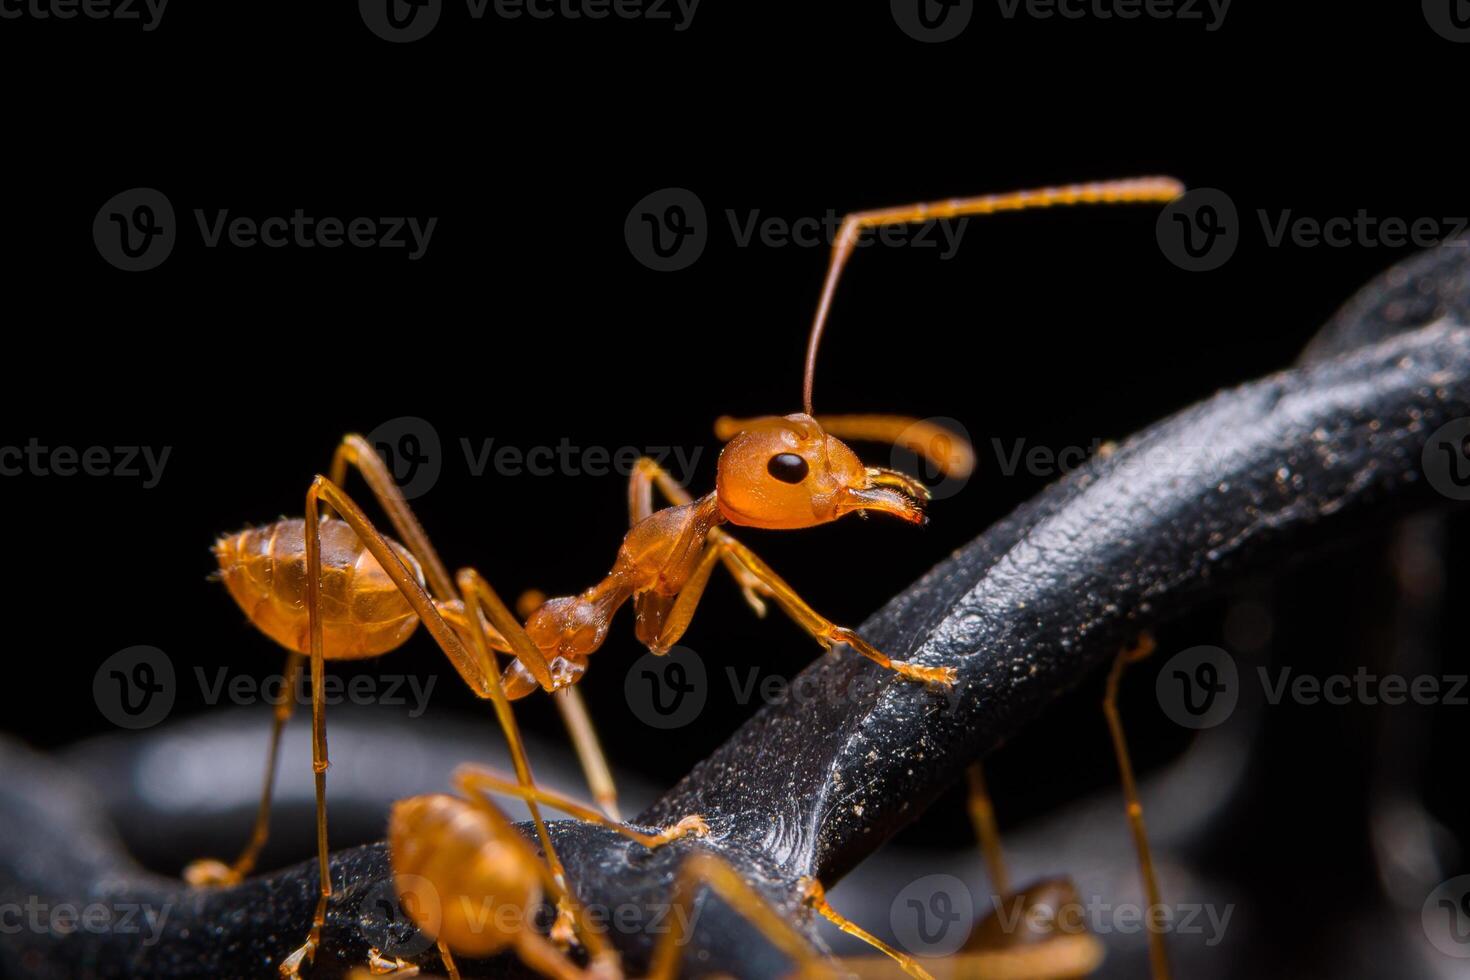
top-left (801, 878), bottom-right (933, 980)
top-left (555, 687), bottom-right (620, 821)
top-left (325, 438), bottom-right (609, 829)
top-left (635, 535), bottom-right (952, 686)
top-left (325, 433), bottom-right (456, 602)
top-left (453, 764), bottom-right (708, 849)
top-left (513, 931), bottom-right (595, 980)
top-left (961, 877), bottom-right (1106, 979)
top-left (1103, 633), bottom-right (1170, 980)
top-left (435, 941), bottom-right (460, 980)
top-left (322, 435), bottom-right (559, 693)
top-left (184, 651), bottom-right (305, 887)
top-left (966, 762), bottom-right (1011, 900)
top-left (715, 415), bottom-right (976, 482)
top-left (630, 456), bottom-right (771, 617)
top-left (297, 480), bottom-right (580, 950)
top-left (364, 948), bottom-right (419, 976)
top-left (454, 569), bottom-right (596, 951)
top-left (801, 177), bottom-right (1185, 413)
top-left (647, 853), bottom-right (835, 980)
top-left (277, 483), bottom-right (346, 979)
top-left (711, 536), bottom-right (956, 686)
top-left (514, 589), bottom-right (621, 822)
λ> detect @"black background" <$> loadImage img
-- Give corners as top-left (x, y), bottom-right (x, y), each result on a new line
top-left (1, 1), bottom-right (1467, 973)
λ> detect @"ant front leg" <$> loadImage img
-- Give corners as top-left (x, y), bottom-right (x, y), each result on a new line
top-left (657, 533), bottom-right (956, 686)
top-left (630, 456), bottom-right (772, 617)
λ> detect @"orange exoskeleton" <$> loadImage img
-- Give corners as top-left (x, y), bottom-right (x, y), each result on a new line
top-left (191, 177), bottom-right (1183, 977)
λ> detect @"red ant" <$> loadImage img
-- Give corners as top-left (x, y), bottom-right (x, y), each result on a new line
top-left (187, 177), bottom-right (1184, 976)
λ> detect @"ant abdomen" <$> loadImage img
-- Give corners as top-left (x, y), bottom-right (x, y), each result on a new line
top-left (388, 793), bottom-right (539, 958)
top-left (214, 518), bottom-right (425, 659)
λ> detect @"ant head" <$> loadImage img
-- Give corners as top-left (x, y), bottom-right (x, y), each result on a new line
top-left (715, 413), bottom-right (930, 530)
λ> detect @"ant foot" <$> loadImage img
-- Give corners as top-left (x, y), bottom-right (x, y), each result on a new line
top-left (365, 948), bottom-right (418, 977)
top-left (549, 897), bottom-right (579, 949)
top-left (183, 858), bottom-right (242, 887)
top-left (278, 934), bottom-right (317, 980)
top-left (893, 661), bottom-right (957, 687)
top-left (652, 814), bottom-right (710, 845)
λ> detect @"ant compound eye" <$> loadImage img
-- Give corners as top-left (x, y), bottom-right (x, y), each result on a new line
top-left (767, 453), bottom-right (810, 484)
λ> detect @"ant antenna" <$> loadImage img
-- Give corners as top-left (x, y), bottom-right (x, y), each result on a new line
top-left (801, 177), bottom-right (1186, 415)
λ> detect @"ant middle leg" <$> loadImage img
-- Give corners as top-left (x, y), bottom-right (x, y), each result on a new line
top-left (1103, 632), bottom-right (1170, 980)
top-left (513, 588), bottom-right (621, 823)
top-left (184, 651), bottom-right (305, 887)
top-left (453, 764), bottom-right (708, 849)
top-left (275, 478), bottom-right (577, 975)
top-left (648, 853), bottom-right (837, 980)
top-left (328, 431), bottom-right (623, 819)
top-left (966, 761), bottom-right (1011, 900)
top-left (801, 878), bottom-right (934, 980)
